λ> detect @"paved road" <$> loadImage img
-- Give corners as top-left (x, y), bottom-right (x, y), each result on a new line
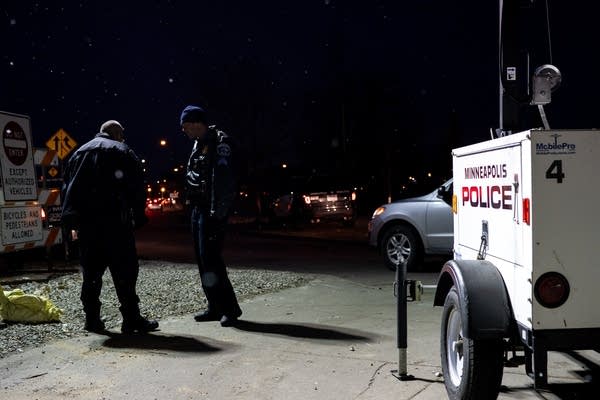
top-left (136, 211), bottom-right (444, 281)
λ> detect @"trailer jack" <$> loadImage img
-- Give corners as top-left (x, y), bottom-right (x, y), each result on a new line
top-left (391, 260), bottom-right (421, 381)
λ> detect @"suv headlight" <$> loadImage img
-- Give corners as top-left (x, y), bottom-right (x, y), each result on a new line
top-left (372, 206), bottom-right (386, 218)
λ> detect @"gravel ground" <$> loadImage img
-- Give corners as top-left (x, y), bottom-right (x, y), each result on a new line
top-left (0, 260), bottom-right (311, 359)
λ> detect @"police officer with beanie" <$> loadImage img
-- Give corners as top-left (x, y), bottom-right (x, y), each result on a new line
top-left (61, 120), bottom-right (158, 334)
top-left (180, 105), bottom-right (242, 327)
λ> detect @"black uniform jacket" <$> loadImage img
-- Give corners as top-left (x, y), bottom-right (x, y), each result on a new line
top-left (186, 126), bottom-right (236, 219)
top-left (61, 133), bottom-right (147, 231)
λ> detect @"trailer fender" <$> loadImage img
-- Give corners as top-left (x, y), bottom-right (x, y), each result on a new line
top-left (434, 259), bottom-right (512, 340)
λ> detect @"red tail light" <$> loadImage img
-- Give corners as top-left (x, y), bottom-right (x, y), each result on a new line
top-left (534, 272), bottom-right (570, 308)
top-left (523, 198), bottom-right (530, 225)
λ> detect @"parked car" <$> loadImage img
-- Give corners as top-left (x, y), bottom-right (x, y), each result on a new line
top-left (368, 179), bottom-right (453, 271)
top-left (257, 176), bottom-right (310, 226)
top-left (259, 174), bottom-right (357, 226)
top-left (302, 193), bottom-right (356, 225)
top-left (300, 174), bottom-right (357, 225)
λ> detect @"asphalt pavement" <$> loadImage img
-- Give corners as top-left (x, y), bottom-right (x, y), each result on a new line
top-left (1, 217), bottom-right (599, 399)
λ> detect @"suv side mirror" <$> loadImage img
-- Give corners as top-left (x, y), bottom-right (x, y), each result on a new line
top-left (437, 186), bottom-right (452, 206)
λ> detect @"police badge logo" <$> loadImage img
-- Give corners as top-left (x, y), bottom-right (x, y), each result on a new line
top-left (217, 143), bottom-right (231, 157)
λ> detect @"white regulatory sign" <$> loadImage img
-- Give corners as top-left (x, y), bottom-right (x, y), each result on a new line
top-left (0, 206), bottom-right (43, 245)
top-left (0, 111), bottom-right (37, 201)
top-left (506, 67), bottom-right (517, 81)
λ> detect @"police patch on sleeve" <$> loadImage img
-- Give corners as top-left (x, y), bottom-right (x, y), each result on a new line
top-left (216, 143), bottom-right (231, 157)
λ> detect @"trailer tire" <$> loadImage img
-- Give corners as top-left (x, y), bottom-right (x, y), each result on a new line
top-left (441, 287), bottom-right (504, 400)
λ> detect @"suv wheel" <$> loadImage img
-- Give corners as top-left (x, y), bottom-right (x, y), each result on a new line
top-left (381, 225), bottom-right (423, 271)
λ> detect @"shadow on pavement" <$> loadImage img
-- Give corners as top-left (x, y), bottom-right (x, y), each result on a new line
top-left (500, 382), bottom-right (599, 399)
top-left (232, 320), bottom-right (376, 342)
top-left (498, 349), bottom-right (600, 399)
top-left (389, 370), bottom-right (442, 385)
top-left (541, 383), bottom-right (600, 399)
top-left (100, 332), bottom-right (226, 354)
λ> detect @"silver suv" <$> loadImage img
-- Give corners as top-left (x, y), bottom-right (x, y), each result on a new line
top-left (368, 179), bottom-right (453, 270)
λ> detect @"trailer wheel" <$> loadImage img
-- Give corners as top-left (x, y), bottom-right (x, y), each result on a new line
top-left (441, 287), bottom-right (504, 400)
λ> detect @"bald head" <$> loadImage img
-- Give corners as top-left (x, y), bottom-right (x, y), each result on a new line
top-left (100, 120), bottom-right (125, 142)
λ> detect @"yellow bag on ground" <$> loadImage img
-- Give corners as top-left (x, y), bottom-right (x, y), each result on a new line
top-left (0, 285), bottom-right (63, 323)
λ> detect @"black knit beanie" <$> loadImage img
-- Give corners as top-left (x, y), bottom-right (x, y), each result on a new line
top-left (180, 105), bottom-right (207, 126)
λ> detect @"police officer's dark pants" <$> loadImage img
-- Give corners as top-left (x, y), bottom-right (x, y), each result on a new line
top-left (79, 226), bottom-right (141, 322)
top-left (192, 208), bottom-right (241, 318)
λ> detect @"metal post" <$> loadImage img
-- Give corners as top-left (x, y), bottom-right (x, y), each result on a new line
top-left (393, 260), bottom-right (414, 381)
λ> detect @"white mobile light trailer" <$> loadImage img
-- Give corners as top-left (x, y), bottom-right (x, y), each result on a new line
top-left (434, 129), bottom-right (600, 398)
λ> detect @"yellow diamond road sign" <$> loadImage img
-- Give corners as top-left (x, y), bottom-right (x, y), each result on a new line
top-left (46, 128), bottom-right (77, 159)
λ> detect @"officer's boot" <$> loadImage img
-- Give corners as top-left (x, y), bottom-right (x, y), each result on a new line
top-left (83, 305), bottom-right (105, 333)
top-left (120, 305), bottom-right (159, 334)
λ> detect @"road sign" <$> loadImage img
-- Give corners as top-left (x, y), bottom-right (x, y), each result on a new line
top-left (48, 166), bottom-right (59, 178)
top-left (0, 111), bottom-right (37, 201)
top-left (46, 128), bottom-right (77, 159)
top-left (1, 205), bottom-right (43, 245)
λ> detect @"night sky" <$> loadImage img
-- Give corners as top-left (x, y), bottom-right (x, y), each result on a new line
top-left (2, 1), bottom-right (600, 203)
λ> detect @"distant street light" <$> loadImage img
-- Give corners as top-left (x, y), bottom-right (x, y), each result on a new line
top-left (160, 139), bottom-right (167, 146)
top-left (282, 163), bottom-right (287, 169)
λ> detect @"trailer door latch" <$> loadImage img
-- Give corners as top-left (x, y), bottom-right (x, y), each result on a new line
top-left (477, 220), bottom-right (489, 260)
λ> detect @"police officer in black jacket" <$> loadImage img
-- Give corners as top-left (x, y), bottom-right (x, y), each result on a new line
top-left (62, 120), bottom-right (158, 334)
top-left (180, 105), bottom-right (242, 327)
